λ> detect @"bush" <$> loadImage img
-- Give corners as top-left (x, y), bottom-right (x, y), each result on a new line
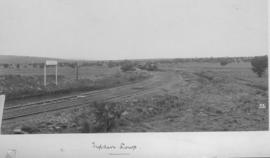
top-left (251, 56), bottom-right (268, 77)
top-left (39, 64), bottom-right (44, 68)
top-left (72, 102), bottom-right (125, 133)
top-left (120, 61), bottom-right (136, 72)
top-left (3, 64), bottom-right (9, 68)
top-left (220, 60), bottom-right (229, 66)
top-left (92, 102), bottom-right (124, 132)
top-left (69, 63), bottom-right (77, 69)
top-left (107, 61), bottom-right (115, 68)
top-left (138, 62), bottom-right (158, 71)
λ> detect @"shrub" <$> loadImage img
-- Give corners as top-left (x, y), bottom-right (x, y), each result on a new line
top-left (138, 62), bottom-right (158, 71)
top-left (120, 61), bottom-right (136, 72)
top-left (32, 63), bottom-right (38, 68)
top-left (69, 63), bottom-right (77, 69)
top-left (39, 64), bottom-right (44, 68)
top-left (92, 102), bottom-right (124, 132)
top-left (107, 61), bottom-right (119, 68)
top-left (72, 102), bottom-right (125, 133)
top-left (74, 116), bottom-right (92, 133)
top-left (251, 56), bottom-right (268, 77)
top-left (3, 64), bottom-right (9, 68)
top-left (220, 60), bottom-right (229, 66)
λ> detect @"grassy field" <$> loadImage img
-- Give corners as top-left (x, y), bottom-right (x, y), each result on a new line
top-left (0, 65), bottom-right (120, 81)
top-left (0, 64), bottom-right (151, 102)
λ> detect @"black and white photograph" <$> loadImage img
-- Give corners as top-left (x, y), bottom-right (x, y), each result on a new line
top-left (0, 0), bottom-right (268, 136)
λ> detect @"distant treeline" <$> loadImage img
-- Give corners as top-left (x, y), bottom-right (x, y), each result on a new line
top-left (154, 56), bottom-right (255, 64)
top-left (0, 56), bottom-right (266, 69)
top-left (0, 62), bottom-right (104, 69)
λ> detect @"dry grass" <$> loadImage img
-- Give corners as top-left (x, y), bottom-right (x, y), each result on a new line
top-left (1, 69), bottom-right (151, 101)
top-left (0, 65), bottom-right (120, 81)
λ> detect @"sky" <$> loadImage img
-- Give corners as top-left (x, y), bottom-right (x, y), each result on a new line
top-left (0, 0), bottom-right (268, 60)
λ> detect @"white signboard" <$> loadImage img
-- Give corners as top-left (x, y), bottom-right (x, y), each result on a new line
top-left (44, 60), bottom-right (58, 86)
top-left (46, 60), bottom-right (58, 66)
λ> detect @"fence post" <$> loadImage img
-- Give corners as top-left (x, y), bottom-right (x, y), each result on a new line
top-left (44, 63), bottom-right (46, 86)
top-left (56, 63), bottom-right (58, 85)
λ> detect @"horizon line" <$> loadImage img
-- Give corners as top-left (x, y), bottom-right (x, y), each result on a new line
top-left (0, 54), bottom-right (268, 62)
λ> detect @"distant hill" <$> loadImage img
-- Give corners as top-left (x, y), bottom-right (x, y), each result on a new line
top-left (0, 54), bottom-right (264, 64)
top-left (0, 55), bottom-right (83, 64)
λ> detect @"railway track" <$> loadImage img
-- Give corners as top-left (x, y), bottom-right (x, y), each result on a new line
top-left (4, 81), bottom-right (141, 110)
top-left (3, 72), bottom-right (175, 120)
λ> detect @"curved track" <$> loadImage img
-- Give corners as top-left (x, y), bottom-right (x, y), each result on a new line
top-left (3, 71), bottom-right (179, 120)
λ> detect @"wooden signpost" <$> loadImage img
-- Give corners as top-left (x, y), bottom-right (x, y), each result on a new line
top-left (44, 60), bottom-right (58, 86)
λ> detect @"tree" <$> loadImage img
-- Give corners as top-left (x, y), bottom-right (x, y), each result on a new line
top-left (251, 55), bottom-right (268, 77)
